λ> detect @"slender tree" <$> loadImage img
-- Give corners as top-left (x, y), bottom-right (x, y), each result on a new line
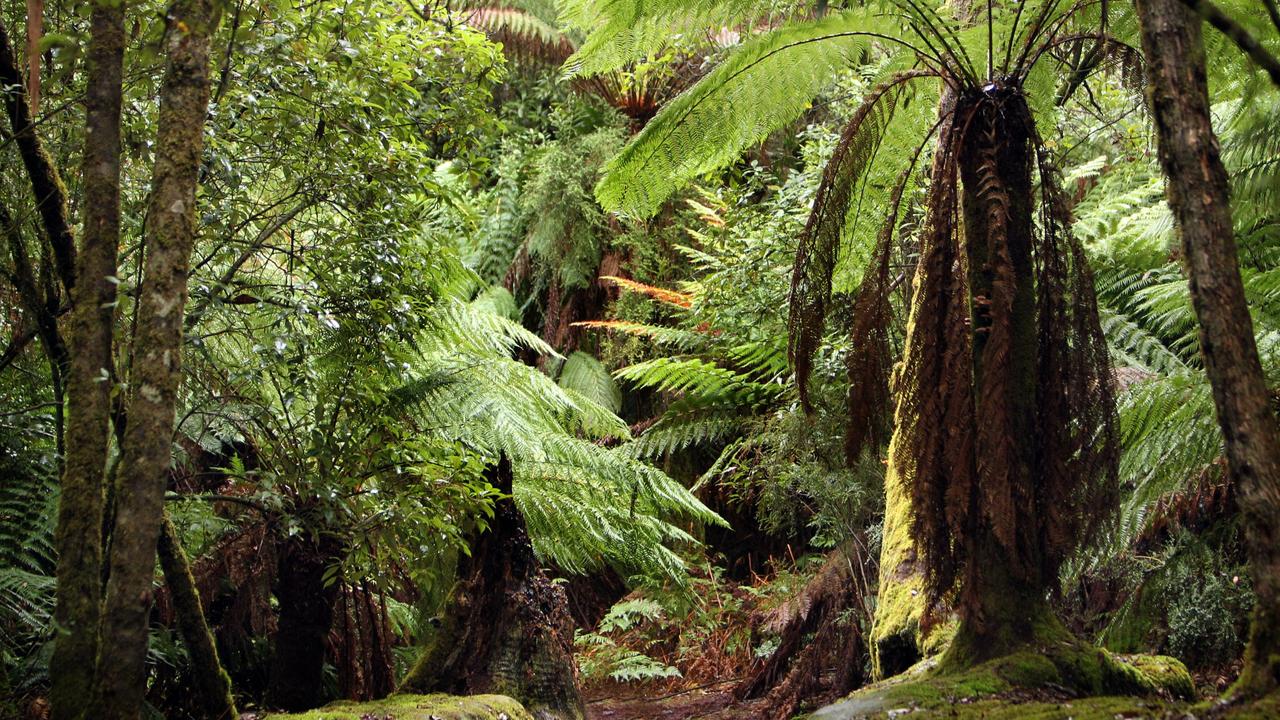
top-left (94, 0), bottom-right (222, 713)
top-left (48, 3), bottom-right (126, 716)
top-left (1136, 0), bottom-right (1280, 699)
top-left (157, 516), bottom-right (238, 719)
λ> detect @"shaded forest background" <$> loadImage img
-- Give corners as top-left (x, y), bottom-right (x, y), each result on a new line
top-left (1, 0), bottom-right (1279, 718)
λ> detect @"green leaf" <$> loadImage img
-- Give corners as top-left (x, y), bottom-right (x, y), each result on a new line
top-left (594, 7), bottom-right (892, 217)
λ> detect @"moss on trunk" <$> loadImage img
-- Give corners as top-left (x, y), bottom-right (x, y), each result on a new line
top-left (92, 0), bottom-right (222, 715)
top-left (158, 515), bottom-right (237, 720)
top-left (869, 436), bottom-right (950, 679)
top-left (400, 456), bottom-right (585, 720)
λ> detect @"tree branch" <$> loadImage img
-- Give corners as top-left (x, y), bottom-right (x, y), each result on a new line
top-left (1181, 0), bottom-right (1280, 89)
top-left (0, 20), bottom-right (76, 294)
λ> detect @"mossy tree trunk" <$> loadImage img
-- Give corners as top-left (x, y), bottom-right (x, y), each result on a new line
top-left (869, 432), bottom-right (932, 678)
top-left (158, 515), bottom-right (238, 720)
top-left (868, 88), bottom-right (960, 681)
top-left (948, 85), bottom-right (1046, 661)
top-left (1136, 0), bottom-right (1280, 699)
top-left (0, 19), bottom-right (76, 294)
top-left (48, 3), bottom-right (126, 716)
top-left (94, 0), bottom-right (220, 714)
top-left (401, 456), bottom-right (585, 720)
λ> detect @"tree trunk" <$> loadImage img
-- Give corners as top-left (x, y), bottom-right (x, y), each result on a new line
top-left (25, 0), bottom-right (42, 114)
top-left (869, 430), bottom-right (932, 678)
top-left (401, 456), bottom-right (585, 720)
top-left (1136, 0), bottom-right (1280, 699)
top-left (868, 85), bottom-right (959, 681)
top-left (50, 4), bottom-right (126, 717)
top-left (949, 84), bottom-right (1045, 659)
top-left (158, 516), bottom-right (237, 720)
top-left (0, 20), bottom-right (75, 295)
top-left (267, 534), bottom-right (340, 711)
top-left (94, 0), bottom-right (220, 715)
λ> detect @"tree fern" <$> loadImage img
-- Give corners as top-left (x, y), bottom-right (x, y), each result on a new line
top-left (559, 0), bottom-right (784, 76)
top-left (594, 7), bottom-right (893, 217)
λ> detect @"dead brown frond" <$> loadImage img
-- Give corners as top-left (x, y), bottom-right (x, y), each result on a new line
top-left (599, 275), bottom-right (694, 307)
top-left (788, 70), bottom-right (935, 414)
top-left (879, 82), bottom-right (1118, 624)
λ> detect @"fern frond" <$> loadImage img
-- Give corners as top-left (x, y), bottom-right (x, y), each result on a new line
top-left (599, 275), bottom-right (694, 307)
top-left (559, 0), bottom-right (780, 76)
top-left (468, 5), bottom-right (577, 64)
top-left (789, 69), bottom-right (931, 403)
top-left (573, 320), bottom-right (706, 349)
top-left (558, 351), bottom-right (624, 414)
top-left (595, 7), bottom-right (894, 217)
top-left (628, 409), bottom-right (744, 458)
top-left (615, 356), bottom-right (775, 400)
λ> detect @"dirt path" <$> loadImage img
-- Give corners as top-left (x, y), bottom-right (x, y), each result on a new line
top-left (585, 685), bottom-right (770, 720)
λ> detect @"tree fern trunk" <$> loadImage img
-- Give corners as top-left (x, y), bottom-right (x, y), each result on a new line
top-left (1137, 0), bottom-right (1280, 699)
top-left (401, 455), bottom-right (585, 720)
top-left (947, 85), bottom-right (1044, 660)
top-left (267, 533), bottom-right (341, 711)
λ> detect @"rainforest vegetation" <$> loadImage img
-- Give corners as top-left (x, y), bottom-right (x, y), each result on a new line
top-left (2, 0), bottom-right (1280, 718)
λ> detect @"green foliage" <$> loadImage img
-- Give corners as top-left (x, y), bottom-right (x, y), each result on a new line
top-left (557, 351), bottom-right (623, 413)
top-left (559, 0), bottom-right (787, 76)
top-left (523, 123), bottom-right (625, 291)
top-left (594, 8), bottom-right (890, 217)
top-left (0, 411), bottom-right (57, 702)
top-left (1102, 533), bottom-right (1253, 668)
top-left (574, 598), bottom-right (682, 683)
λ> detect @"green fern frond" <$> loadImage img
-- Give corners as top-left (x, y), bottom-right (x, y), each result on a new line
top-left (628, 410), bottom-right (744, 458)
top-left (1099, 308), bottom-right (1189, 375)
top-left (1109, 373), bottom-right (1221, 554)
top-left (558, 351), bottom-right (624, 413)
top-left (615, 356), bottom-right (776, 400)
top-left (559, 0), bottom-right (780, 76)
top-left (595, 7), bottom-right (894, 217)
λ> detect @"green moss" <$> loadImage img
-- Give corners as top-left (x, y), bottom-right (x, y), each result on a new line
top-left (870, 430), bottom-right (952, 679)
top-left (1124, 654), bottom-right (1196, 699)
top-left (262, 693), bottom-right (534, 720)
top-left (1220, 690), bottom-right (1280, 719)
top-left (809, 639), bottom-right (1194, 719)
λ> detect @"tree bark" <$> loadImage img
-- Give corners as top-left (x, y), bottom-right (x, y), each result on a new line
top-left (1136, 0), bottom-right (1280, 699)
top-left (266, 534), bottom-right (341, 711)
top-left (401, 456), bottom-right (585, 720)
top-left (158, 515), bottom-right (237, 720)
top-left (94, 0), bottom-right (220, 715)
top-left (26, 0), bottom-right (42, 113)
top-left (49, 4), bottom-right (126, 717)
top-left (951, 85), bottom-right (1044, 658)
top-left (0, 20), bottom-right (76, 295)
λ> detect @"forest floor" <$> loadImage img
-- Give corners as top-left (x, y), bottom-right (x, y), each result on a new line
top-left (586, 688), bottom-right (742, 720)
